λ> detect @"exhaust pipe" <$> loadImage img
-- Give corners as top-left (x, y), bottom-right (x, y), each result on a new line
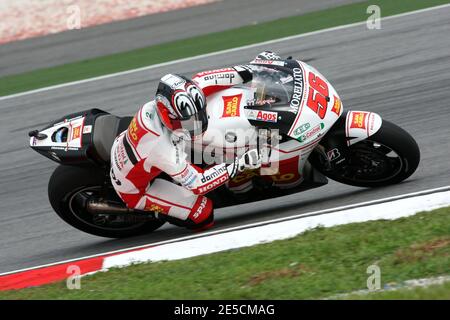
top-left (86, 199), bottom-right (157, 219)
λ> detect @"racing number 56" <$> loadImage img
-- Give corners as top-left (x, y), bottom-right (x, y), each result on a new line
top-left (307, 72), bottom-right (329, 119)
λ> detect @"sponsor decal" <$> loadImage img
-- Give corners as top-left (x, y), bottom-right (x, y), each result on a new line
top-left (296, 123), bottom-right (324, 143)
top-left (113, 151), bottom-right (120, 170)
top-left (172, 138), bottom-right (182, 165)
top-left (246, 110), bottom-right (257, 120)
top-left (50, 146), bottom-right (66, 151)
top-left (268, 156), bottom-right (301, 185)
top-left (290, 67), bottom-right (304, 114)
top-left (193, 197), bottom-right (208, 219)
top-left (170, 80), bottom-right (186, 89)
top-left (350, 112), bottom-right (368, 129)
top-left (145, 204), bottom-right (167, 215)
top-left (161, 74), bottom-right (186, 89)
top-left (293, 122), bottom-right (311, 137)
top-left (128, 118), bottom-right (139, 141)
top-left (250, 59), bottom-right (285, 66)
top-left (257, 110), bottom-right (277, 123)
top-left (271, 173), bottom-right (296, 182)
top-left (231, 170), bottom-right (259, 184)
top-left (222, 94), bottom-right (242, 118)
top-left (51, 146), bottom-right (79, 151)
top-left (246, 98), bottom-right (277, 106)
top-left (331, 96), bottom-right (342, 116)
top-left (184, 175), bottom-right (197, 189)
top-left (195, 68), bottom-right (235, 77)
top-left (127, 116), bottom-right (148, 150)
top-left (82, 125), bottom-right (92, 134)
top-left (306, 72), bottom-right (329, 119)
top-left (204, 72), bottom-right (235, 84)
top-left (369, 113), bottom-right (376, 132)
top-left (327, 148), bottom-right (341, 162)
top-left (246, 110), bottom-right (278, 123)
top-left (114, 143), bottom-right (129, 170)
top-left (71, 126), bottom-right (81, 140)
top-left (126, 116), bottom-right (147, 149)
top-left (198, 174), bottom-right (228, 194)
top-left (252, 59), bottom-right (274, 64)
top-left (180, 166), bottom-right (197, 189)
top-left (200, 166), bottom-right (227, 184)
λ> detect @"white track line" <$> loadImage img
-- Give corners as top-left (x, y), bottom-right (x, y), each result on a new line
top-left (102, 189), bottom-right (450, 269)
top-left (1, 185), bottom-right (449, 276)
top-left (1, 3), bottom-right (449, 102)
top-left (326, 275), bottom-right (450, 299)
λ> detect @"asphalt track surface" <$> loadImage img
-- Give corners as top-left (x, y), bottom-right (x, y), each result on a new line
top-left (0, 0), bottom-right (364, 77)
top-left (0, 6), bottom-right (449, 274)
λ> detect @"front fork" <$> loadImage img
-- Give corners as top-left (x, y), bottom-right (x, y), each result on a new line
top-left (310, 110), bottom-right (383, 171)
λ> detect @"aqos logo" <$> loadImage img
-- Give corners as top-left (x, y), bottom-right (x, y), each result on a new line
top-left (256, 111), bottom-right (277, 123)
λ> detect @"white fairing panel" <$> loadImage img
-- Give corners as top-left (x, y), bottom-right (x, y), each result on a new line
top-left (345, 111), bottom-right (383, 146)
top-left (202, 87), bottom-right (257, 153)
top-left (287, 61), bottom-right (343, 145)
top-left (29, 115), bottom-right (86, 151)
top-left (196, 61), bottom-right (346, 178)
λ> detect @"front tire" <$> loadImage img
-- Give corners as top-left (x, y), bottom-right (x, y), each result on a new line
top-left (48, 165), bottom-right (165, 238)
top-left (316, 120), bottom-right (420, 188)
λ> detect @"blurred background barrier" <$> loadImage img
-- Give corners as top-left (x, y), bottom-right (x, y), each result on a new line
top-left (0, 0), bottom-right (216, 44)
top-left (0, 0), bottom-right (362, 77)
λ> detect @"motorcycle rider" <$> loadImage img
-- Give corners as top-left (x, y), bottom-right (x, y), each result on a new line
top-left (110, 63), bottom-right (263, 231)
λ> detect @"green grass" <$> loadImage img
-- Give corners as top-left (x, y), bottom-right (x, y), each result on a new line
top-left (343, 280), bottom-right (450, 299)
top-left (1, 207), bottom-right (449, 300)
top-left (1, 0), bottom-right (449, 97)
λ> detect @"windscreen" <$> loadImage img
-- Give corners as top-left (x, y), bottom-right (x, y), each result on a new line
top-left (244, 66), bottom-right (294, 106)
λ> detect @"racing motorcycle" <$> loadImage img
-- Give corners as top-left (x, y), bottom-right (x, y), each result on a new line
top-left (29, 59), bottom-right (420, 238)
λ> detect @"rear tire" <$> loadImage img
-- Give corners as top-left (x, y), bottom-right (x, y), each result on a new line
top-left (316, 120), bottom-right (420, 188)
top-left (48, 165), bottom-right (165, 238)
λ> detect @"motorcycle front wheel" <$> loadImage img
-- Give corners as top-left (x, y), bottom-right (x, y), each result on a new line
top-left (315, 120), bottom-right (420, 188)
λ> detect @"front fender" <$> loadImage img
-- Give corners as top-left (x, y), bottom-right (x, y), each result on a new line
top-left (309, 110), bottom-right (383, 170)
top-left (345, 111), bottom-right (383, 146)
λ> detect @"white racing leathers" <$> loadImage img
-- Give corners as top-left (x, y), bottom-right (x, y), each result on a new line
top-left (110, 66), bottom-right (251, 229)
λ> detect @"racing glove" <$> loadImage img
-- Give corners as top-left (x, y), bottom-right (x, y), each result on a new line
top-left (234, 65), bottom-right (253, 83)
top-left (227, 149), bottom-right (261, 179)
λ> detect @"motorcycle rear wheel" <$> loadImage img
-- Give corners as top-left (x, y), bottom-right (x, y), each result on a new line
top-left (48, 165), bottom-right (165, 238)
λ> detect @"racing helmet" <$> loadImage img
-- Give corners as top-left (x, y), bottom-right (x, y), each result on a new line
top-left (155, 74), bottom-right (208, 139)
